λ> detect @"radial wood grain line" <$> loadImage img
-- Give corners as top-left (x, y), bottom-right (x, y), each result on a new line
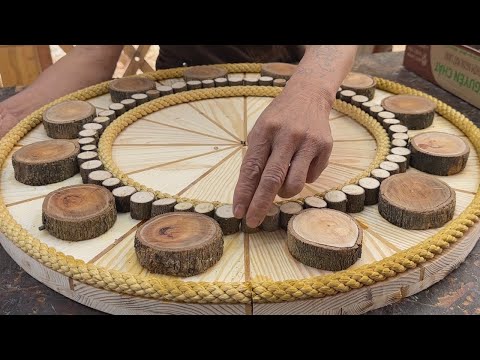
top-left (303, 184), bottom-right (318, 195)
top-left (126, 145), bottom-right (239, 176)
top-left (176, 147), bottom-right (242, 195)
top-left (113, 143), bottom-right (235, 147)
top-left (6, 193), bottom-right (48, 207)
top-left (187, 103), bottom-right (242, 142)
top-left (365, 233), bottom-right (390, 259)
top-left (243, 97), bottom-right (248, 142)
top-left (452, 188), bottom-right (476, 196)
top-left (353, 217), bottom-right (402, 252)
top-left (88, 220), bottom-right (145, 263)
top-left (140, 118), bottom-right (238, 144)
top-left (244, 231), bottom-right (253, 315)
top-left (330, 114), bottom-right (346, 121)
top-left (328, 161), bottom-right (366, 172)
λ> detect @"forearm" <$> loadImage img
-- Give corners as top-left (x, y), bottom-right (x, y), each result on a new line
top-left (287, 45), bottom-right (358, 108)
top-left (1, 45), bottom-right (123, 120)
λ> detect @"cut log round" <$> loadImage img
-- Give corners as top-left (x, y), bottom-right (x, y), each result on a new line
top-left (382, 118), bottom-right (400, 131)
top-left (371, 168), bottom-right (391, 183)
top-left (261, 204), bottom-right (280, 232)
top-left (97, 110), bottom-right (116, 122)
top-left (186, 80), bottom-right (202, 90)
top-left (93, 116), bottom-right (111, 130)
top-left (172, 81), bottom-right (187, 93)
top-left (131, 93), bottom-right (148, 106)
top-left (409, 132), bottom-right (470, 176)
top-left (324, 190), bottom-right (347, 212)
top-left (201, 79), bottom-right (215, 88)
top-left (379, 161), bottom-right (400, 175)
top-left (121, 98), bottom-right (136, 111)
top-left (339, 90), bottom-right (356, 103)
top-left (279, 202), bottom-right (303, 230)
top-left (304, 196), bottom-right (327, 209)
top-left (390, 147), bottom-right (411, 165)
top-left (388, 124), bottom-right (408, 138)
top-left (42, 184), bottom-right (117, 241)
top-left (228, 75), bottom-right (244, 86)
top-left (43, 100), bottom-right (96, 139)
top-left (244, 77), bottom-right (259, 86)
top-left (358, 177), bottom-right (381, 205)
top-left (361, 100), bottom-right (377, 113)
top-left (146, 89), bottom-right (160, 100)
top-left (157, 85), bottom-right (173, 96)
top-left (273, 78), bottom-right (287, 87)
top-left (151, 198), bottom-right (177, 217)
top-left (342, 184), bottom-right (365, 213)
top-left (130, 191), bottom-right (155, 220)
top-left (78, 137), bottom-right (96, 147)
top-left (261, 63), bottom-right (297, 80)
top-left (386, 154), bottom-right (408, 173)
top-left (174, 202), bottom-right (194, 212)
top-left (341, 72), bottom-right (376, 100)
top-left (194, 202), bottom-right (215, 218)
top-left (391, 139), bottom-right (408, 148)
top-left (82, 122), bottom-right (103, 134)
top-left (80, 144), bottom-right (97, 152)
top-left (87, 170), bottom-right (112, 186)
top-left (78, 129), bottom-right (98, 141)
top-left (79, 159), bottom-right (103, 183)
top-left (183, 65), bottom-right (228, 81)
top-left (214, 77), bottom-right (228, 87)
top-left (109, 77), bottom-right (156, 103)
top-left (134, 212), bottom-right (224, 276)
top-left (12, 140), bottom-right (80, 186)
top-left (112, 186), bottom-right (137, 213)
top-left (377, 111), bottom-right (395, 122)
top-left (369, 105), bottom-right (384, 118)
top-left (214, 204), bottom-right (241, 235)
top-left (392, 132), bottom-right (409, 141)
top-left (351, 94), bottom-right (369, 107)
top-left (381, 95), bottom-right (436, 130)
top-left (102, 177), bottom-right (122, 191)
top-left (378, 172), bottom-right (456, 230)
top-left (287, 208), bottom-right (362, 271)
top-left (109, 103), bottom-right (126, 117)
top-left (77, 151), bottom-right (98, 165)
top-left (258, 76), bottom-right (274, 86)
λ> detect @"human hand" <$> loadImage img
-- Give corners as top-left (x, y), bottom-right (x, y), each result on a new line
top-left (0, 106), bottom-right (20, 139)
top-left (233, 84), bottom-right (334, 228)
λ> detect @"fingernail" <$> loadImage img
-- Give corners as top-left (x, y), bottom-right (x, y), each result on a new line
top-left (234, 204), bottom-right (245, 219)
top-left (247, 217), bottom-right (260, 229)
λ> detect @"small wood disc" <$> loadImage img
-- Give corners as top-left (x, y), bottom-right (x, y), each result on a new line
top-left (214, 77), bottom-right (228, 87)
top-left (93, 116), bottom-right (111, 129)
top-left (83, 122), bottom-right (103, 133)
top-left (102, 177), bottom-right (122, 191)
top-left (287, 208), bottom-right (362, 271)
top-left (324, 190), bottom-right (347, 212)
top-left (78, 137), bottom-right (96, 147)
top-left (378, 173), bottom-right (456, 229)
top-left (121, 98), bottom-right (136, 110)
top-left (304, 196), bottom-right (327, 209)
top-left (358, 177), bottom-right (381, 205)
top-left (228, 75), bottom-right (244, 86)
top-left (172, 81), bottom-right (187, 93)
top-left (390, 147), bottom-right (411, 165)
top-left (183, 65), bottom-right (228, 81)
top-left (201, 79), bottom-right (215, 88)
top-left (194, 202), bottom-right (215, 218)
top-left (391, 139), bottom-right (408, 148)
top-left (157, 85), bottom-right (173, 96)
top-left (377, 111), bottom-right (395, 122)
top-left (78, 129), bottom-right (98, 140)
top-left (186, 80), bottom-right (202, 90)
top-left (109, 77), bottom-right (156, 103)
top-left (261, 204), bottom-right (280, 232)
top-left (109, 103), bottom-right (125, 117)
top-left (279, 202), bottom-right (303, 230)
top-left (134, 212), bottom-right (224, 276)
top-left (81, 144), bottom-right (97, 152)
top-left (382, 118), bottom-right (400, 131)
top-left (77, 151), bottom-right (98, 165)
top-left (392, 132), bottom-right (409, 141)
top-left (174, 202), bottom-right (194, 212)
top-left (130, 191), bottom-right (155, 220)
top-left (273, 78), bottom-right (287, 87)
top-left (380, 161), bottom-right (400, 175)
top-left (244, 77), bottom-right (259, 86)
top-left (258, 76), bottom-right (274, 86)
top-left (146, 89), bottom-right (160, 100)
top-left (342, 184), bottom-right (365, 213)
top-left (361, 100), bottom-right (377, 113)
top-left (410, 132), bottom-right (470, 175)
top-left (151, 198), bottom-right (177, 217)
top-left (341, 72), bottom-right (376, 100)
top-left (214, 204), bottom-right (240, 235)
top-left (43, 100), bottom-right (96, 139)
top-left (261, 63), bottom-right (297, 80)
top-left (42, 184), bottom-right (117, 241)
top-left (80, 159), bottom-right (103, 183)
top-left (369, 105), bottom-right (384, 118)
top-left (388, 124), bottom-right (408, 138)
top-left (131, 93), bottom-right (148, 106)
top-left (112, 185), bottom-right (136, 213)
top-left (351, 95), bottom-right (369, 107)
top-left (339, 90), bottom-right (356, 103)
top-left (87, 170), bottom-right (112, 186)
top-left (12, 140), bottom-right (80, 185)
top-left (381, 95), bottom-right (436, 130)
top-left (371, 168), bottom-right (390, 183)
top-left (386, 154), bottom-right (408, 173)
top-left (97, 110), bottom-right (116, 121)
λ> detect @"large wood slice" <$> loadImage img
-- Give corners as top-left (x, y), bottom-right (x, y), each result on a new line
top-left (43, 100), bottom-right (96, 139)
top-left (410, 132), bottom-right (470, 176)
top-left (42, 184), bottom-right (117, 241)
top-left (134, 212), bottom-right (224, 276)
top-left (378, 173), bottom-right (455, 230)
top-left (287, 208), bottom-right (362, 271)
top-left (12, 140), bottom-right (80, 185)
top-left (341, 72), bottom-right (376, 100)
top-left (183, 65), bottom-right (228, 81)
top-left (381, 95), bottom-right (436, 130)
top-left (109, 77), bottom-right (156, 103)
top-left (261, 62), bottom-right (297, 80)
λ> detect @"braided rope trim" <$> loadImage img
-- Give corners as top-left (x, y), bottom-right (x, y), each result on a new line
top-left (0, 64), bottom-right (478, 304)
top-left (98, 86), bottom-right (390, 207)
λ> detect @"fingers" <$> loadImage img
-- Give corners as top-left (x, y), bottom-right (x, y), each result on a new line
top-left (278, 150), bottom-right (315, 198)
top-left (306, 141), bottom-right (333, 183)
top-left (245, 145), bottom-right (295, 228)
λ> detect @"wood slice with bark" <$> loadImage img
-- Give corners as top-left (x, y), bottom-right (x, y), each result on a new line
top-left (43, 100), bottom-right (96, 139)
top-left (82, 122), bottom-right (103, 134)
top-left (339, 90), bottom-right (356, 103)
top-left (109, 103), bottom-right (126, 117)
top-left (42, 184), bottom-right (117, 241)
top-left (287, 208), bottom-right (362, 271)
top-left (80, 144), bottom-right (97, 152)
top-left (342, 184), bottom-right (365, 213)
top-left (183, 65), bottom-right (228, 81)
top-left (109, 77), bottom-right (156, 103)
top-left (304, 196), bottom-right (327, 209)
top-left (79, 159), bottom-right (103, 183)
top-left (409, 132), bottom-right (470, 176)
top-left (214, 77), bottom-right (228, 87)
top-left (194, 202), bottom-right (215, 218)
top-left (93, 116), bottom-right (111, 130)
top-left (341, 72), bottom-right (376, 100)
top-left (279, 202), bottom-right (303, 230)
top-left (186, 80), bottom-right (202, 90)
top-left (381, 95), bottom-right (436, 130)
top-left (351, 95), bottom-right (369, 108)
top-left (87, 170), bottom-right (112, 186)
top-left (131, 93), bottom-right (148, 106)
top-left (261, 204), bottom-right (280, 232)
top-left (386, 154), bottom-right (408, 173)
top-left (157, 85), bottom-right (173, 96)
top-left (172, 81), bottom-right (187, 93)
top-left (12, 140), bottom-right (80, 186)
top-left (392, 132), bottom-right (409, 142)
top-left (390, 147), bottom-right (411, 165)
top-left (358, 177), bottom-right (381, 205)
top-left (258, 76), bottom-right (274, 86)
top-left (214, 204), bottom-right (240, 235)
top-left (174, 202), bottom-right (194, 212)
top-left (391, 139), bottom-right (408, 148)
top-left (97, 110), bottom-right (116, 122)
top-left (379, 161), bottom-right (400, 175)
top-left (324, 190), bottom-right (347, 212)
top-left (273, 78), bottom-right (287, 87)
top-left (228, 75), bottom-right (244, 86)
top-left (146, 89), bottom-right (160, 100)
top-left (102, 177), bottom-right (122, 191)
top-left (151, 198), bottom-right (177, 217)
top-left (78, 137), bottom-right (96, 147)
top-left (388, 124), bottom-right (408, 138)
top-left (261, 63), bottom-right (297, 80)
top-left (371, 168), bottom-right (391, 183)
top-left (78, 129), bottom-right (98, 141)
top-left (378, 172), bottom-right (456, 230)
top-left (112, 185), bottom-right (136, 213)
top-left (201, 79), bottom-right (215, 88)
top-left (130, 191), bottom-right (155, 220)
top-left (134, 212), bottom-right (224, 276)
top-left (121, 98), bottom-right (136, 111)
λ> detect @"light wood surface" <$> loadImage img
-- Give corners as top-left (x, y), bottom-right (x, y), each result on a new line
top-left (1, 76), bottom-right (479, 314)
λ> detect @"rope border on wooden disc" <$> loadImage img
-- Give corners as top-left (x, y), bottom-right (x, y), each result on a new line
top-left (0, 63), bottom-right (478, 304)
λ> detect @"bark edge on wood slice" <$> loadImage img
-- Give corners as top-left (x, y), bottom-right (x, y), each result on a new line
top-left (261, 204), bottom-right (280, 232)
top-left (134, 212), bottom-right (224, 277)
top-left (183, 65), bottom-right (228, 81)
top-left (43, 100), bottom-right (96, 139)
top-left (279, 201), bottom-right (303, 230)
top-left (378, 172), bottom-right (456, 230)
top-left (214, 204), bottom-right (240, 235)
top-left (12, 140), bottom-right (80, 185)
top-left (381, 95), bottom-right (436, 130)
top-left (409, 132), bottom-right (470, 176)
top-left (261, 63), bottom-right (297, 80)
top-left (151, 198), bottom-right (177, 217)
top-left (109, 77), bottom-right (156, 103)
top-left (112, 185), bottom-right (137, 213)
top-left (42, 184), bottom-right (117, 241)
top-left (287, 208), bottom-right (362, 271)
top-left (304, 196), bottom-right (327, 209)
top-left (341, 72), bottom-right (376, 100)
top-left (130, 191), bottom-right (155, 220)
top-left (324, 190), bottom-right (347, 212)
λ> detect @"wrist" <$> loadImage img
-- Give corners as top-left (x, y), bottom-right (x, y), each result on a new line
top-left (283, 77), bottom-right (336, 114)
